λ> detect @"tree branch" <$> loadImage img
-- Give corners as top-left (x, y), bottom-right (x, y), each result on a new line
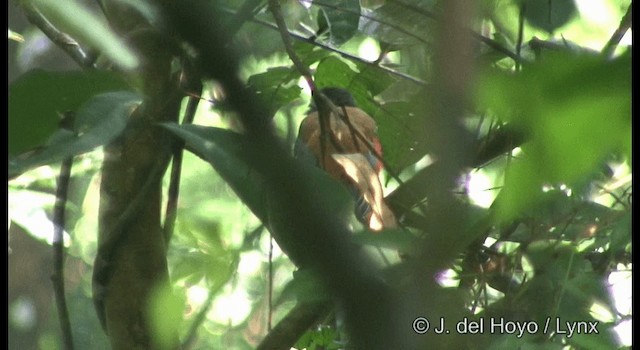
top-left (20, 2), bottom-right (95, 69)
top-left (601, 3), bottom-right (632, 59)
top-left (257, 301), bottom-right (332, 350)
top-left (52, 144), bottom-right (75, 350)
top-left (163, 1), bottom-right (414, 348)
top-left (267, 0), bottom-right (316, 90)
top-left (164, 64), bottom-right (202, 243)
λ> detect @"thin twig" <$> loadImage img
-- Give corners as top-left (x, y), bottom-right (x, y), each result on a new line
top-left (267, 0), bottom-right (316, 89)
top-left (302, 0), bottom-right (430, 46)
top-left (268, 0), bottom-right (337, 171)
top-left (594, 183), bottom-right (629, 209)
top-left (268, 236), bottom-right (274, 331)
top-left (21, 2), bottom-right (95, 69)
top-left (163, 72), bottom-right (202, 243)
top-left (219, 7), bottom-right (428, 87)
top-left (52, 154), bottom-right (75, 350)
top-left (515, 3), bottom-right (525, 71)
top-left (470, 32), bottom-right (527, 65)
top-left (601, 3), bottom-right (632, 59)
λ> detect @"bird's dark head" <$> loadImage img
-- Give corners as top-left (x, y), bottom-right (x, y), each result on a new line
top-left (309, 87), bottom-right (357, 112)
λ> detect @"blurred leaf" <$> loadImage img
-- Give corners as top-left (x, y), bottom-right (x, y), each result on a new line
top-left (522, 0), bottom-right (577, 34)
top-left (8, 189), bottom-right (57, 244)
top-left (171, 255), bottom-right (206, 285)
top-left (563, 273), bottom-right (613, 312)
top-left (351, 228), bottom-right (417, 254)
top-left (148, 284), bottom-right (183, 350)
top-left (476, 52), bottom-right (631, 221)
top-left (609, 211), bottom-right (631, 254)
top-left (9, 91), bottom-right (141, 178)
top-left (487, 334), bottom-right (564, 350)
top-left (566, 324), bottom-right (618, 350)
top-left (161, 124), bottom-right (268, 222)
top-left (8, 69), bottom-right (129, 156)
top-left (315, 0), bottom-right (361, 46)
top-left (289, 268), bottom-right (331, 303)
top-left (32, 0), bottom-right (139, 69)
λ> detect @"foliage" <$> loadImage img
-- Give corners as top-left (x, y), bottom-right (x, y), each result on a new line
top-left (8, 0), bottom-right (631, 349)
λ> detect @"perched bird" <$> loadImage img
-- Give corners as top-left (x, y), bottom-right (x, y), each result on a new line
top-left (294, 87), bottom-right (396, 231)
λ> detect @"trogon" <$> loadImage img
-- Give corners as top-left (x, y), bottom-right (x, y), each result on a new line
top-left (294, 87), bottom-right (396, 231)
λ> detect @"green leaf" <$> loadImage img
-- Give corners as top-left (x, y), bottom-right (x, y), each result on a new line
top-left (373, 100), bottom-right (427, 171)
top-left (9, 69), bottom-right (129, 156)
top-left (32, 0), bottom-right (139, 69)
top-left (295, 41), bottom-right (332, 66)
top-left (316, 0), bottom-right (361, 46)
top-left (523, 0), bottom-right (577, 34)
top-left (358, 1), bottom-right (435, 48)
top-left (247, 67), bottom-right (302, 116)
top-left (9, 91), bottom-right (141, 178)
top-left (314, 57), bottom-right (396, 108)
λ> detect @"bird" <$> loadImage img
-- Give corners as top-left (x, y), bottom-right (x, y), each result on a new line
top-left (294, 87), bottom-right (396, 231)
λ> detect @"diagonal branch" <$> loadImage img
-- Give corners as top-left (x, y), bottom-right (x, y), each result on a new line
top-left (20, 2), bottom-right (95, 69)
top-left (267, 0), bottom-right (316, 90)
top-left (601, 3), bottom-right (632, 59)
top-left (219, 7), bottom-right (429, 87)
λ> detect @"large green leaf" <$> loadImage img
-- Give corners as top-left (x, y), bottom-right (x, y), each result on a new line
top-left (476, 51), bottom-right (631, 222)
top-left (314, 56), bottom-right (396, 106)
top-left (315, 0), bottom-right (361, 46)
top-left (351, 228), bottom-right (417, 255)
top-left (373, 100), bottom-right (428, 172)
top-left (9, 91), bottom-right (141, 178)
top-left (9, 69), bottom-right (129, 156)
top-left (522, 0), bottom-right (577, 34)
